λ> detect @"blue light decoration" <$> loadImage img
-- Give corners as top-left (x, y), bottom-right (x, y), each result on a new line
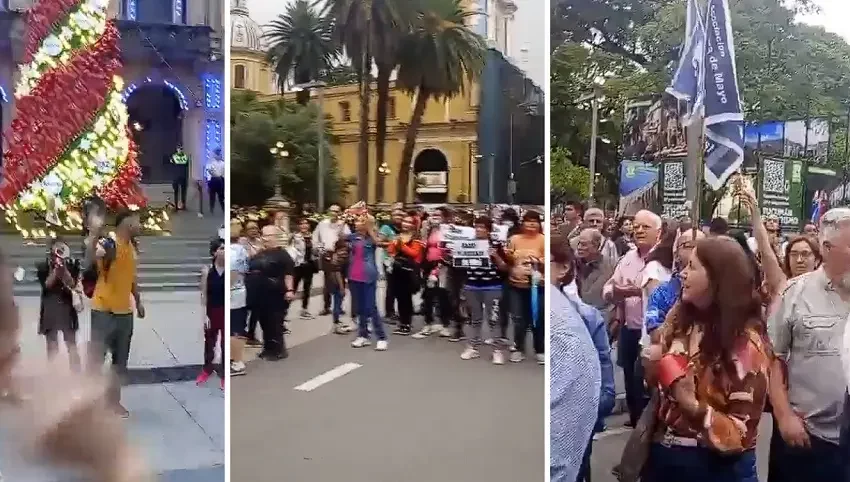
top-left (203, 74), bottom-right (222, 111)
top-left (126, 0), bottom-right (137, 20)
top-left (172, 0), bottom-right (185, 24)
top-left (204, 119), bottom-right (222, 181)
top-left (121, 77), bottom-right (189, 110)
top-left (0, 86), bottom-right (7, 103)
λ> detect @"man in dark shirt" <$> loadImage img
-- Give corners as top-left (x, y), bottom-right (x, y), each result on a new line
top-left (247, 226), bottom-right (295, 360)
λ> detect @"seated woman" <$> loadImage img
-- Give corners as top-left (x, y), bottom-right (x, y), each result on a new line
top-left (643, 236), bottom-right (771, 482)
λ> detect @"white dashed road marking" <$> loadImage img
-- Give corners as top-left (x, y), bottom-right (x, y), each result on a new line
top-left (294, 362), bottom-right (363, 392)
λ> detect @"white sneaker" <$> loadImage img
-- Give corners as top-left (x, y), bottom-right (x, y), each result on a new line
top-left (412, 325), bottom-right (433, 339)
top-left (230, 361), bottom-right (247, 376)
top-left (351, 337), bottom-right (371, 348)
top-left (536, 354), bottom-right (545, 365)
top-left (375, 340), bottom-right (389, 351)
top-left (484, 338), bottom-right (495, 346)
top-left (300, 310), bottom-right (315, 319)
top-left (439, 326), bottom-right (452, 337)
top-left (460, 346), bottom-right (480, 360)
top-left (510, 351), bottom-right (525, 363)
top-left (492, 350), bottom-right (505, 365)
top-left (342, 322), bottom-right (355, 333)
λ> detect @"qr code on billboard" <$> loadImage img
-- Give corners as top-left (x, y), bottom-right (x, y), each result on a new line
top-left (762, 159), bottom-right (786, 194)
top-left (663, 162), bottom-right (685, 191)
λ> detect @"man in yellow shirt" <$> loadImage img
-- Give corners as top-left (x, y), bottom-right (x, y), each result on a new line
top-left (86, 210), bottom-right (145, 418)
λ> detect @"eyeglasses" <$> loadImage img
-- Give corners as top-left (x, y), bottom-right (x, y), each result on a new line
top-left (788, 250), bottom-right (814, 260)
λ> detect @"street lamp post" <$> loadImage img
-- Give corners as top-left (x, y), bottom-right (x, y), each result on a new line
top-left (292, 80), bottom-right (328, 211)
top-left (378, 162), bottom-right (392, 202)
top-left (268, 141), bottom-right (290, 204)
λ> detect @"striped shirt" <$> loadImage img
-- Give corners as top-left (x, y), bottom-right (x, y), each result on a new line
top-left (550, 284), bottom-right (601, 482)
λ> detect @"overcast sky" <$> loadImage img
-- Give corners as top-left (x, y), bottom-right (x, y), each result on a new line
top-left (241, 0), bottom-right (847, 90)
top-left (243, 0), bottom-right (545, 87)
top-left (797, 0), bottom-right (850, 42)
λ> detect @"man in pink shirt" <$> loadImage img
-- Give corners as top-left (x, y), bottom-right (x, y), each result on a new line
top-left (602, 209), bottom-right (661, 427)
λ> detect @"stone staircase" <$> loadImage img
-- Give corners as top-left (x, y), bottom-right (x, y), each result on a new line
top-left (5, 210), bottom-right (222, 295)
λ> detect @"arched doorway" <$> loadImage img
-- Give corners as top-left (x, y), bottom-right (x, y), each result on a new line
top-left (413, 148), bottom-right (449, 204)
top-left (124, 83), bottom-right (185, 183)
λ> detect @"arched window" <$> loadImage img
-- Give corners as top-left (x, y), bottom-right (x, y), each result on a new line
top-left (234, 65), bottom-right (246, 89)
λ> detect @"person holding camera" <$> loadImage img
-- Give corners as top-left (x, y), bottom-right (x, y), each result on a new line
top-left (36, 238), bottom-right (83, 369)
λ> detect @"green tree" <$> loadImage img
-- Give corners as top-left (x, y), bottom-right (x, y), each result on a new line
top-left (264, 0), bottom-right (339, 105)
top-left (230, 90), bottom-right (347, 206)
top-left (394, 0), bottom-right (485, 202)
top-left (550, 146), bottom-right (590, 203)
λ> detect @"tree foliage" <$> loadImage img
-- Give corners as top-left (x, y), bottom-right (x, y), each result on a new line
top-left (264, 0), bottom-right (339, 104)
top-left (550, 146), bottom-right (591, 203)
top-left (552, 0), bottom-right (850, 200)
top-left (230, 91), bottom-right (349, 207)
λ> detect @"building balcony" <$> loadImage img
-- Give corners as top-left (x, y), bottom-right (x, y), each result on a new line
top-left (115, 20), bottom-right (214, 65)
top-left (0, 13), bottom-right (214, 65)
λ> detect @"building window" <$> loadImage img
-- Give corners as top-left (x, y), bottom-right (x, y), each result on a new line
top-left (234, 65), bottom-right (246, 89)
top-left (388, 97), bottom-right (396, 119)
top-left (339, 101), bottom-right (351, 122)
top-left (0, 0), bottom-right (8, 10)
top-left (172, 0), bottom-right (186, 24)
top-left (136, 0), bottom-right (173, 23)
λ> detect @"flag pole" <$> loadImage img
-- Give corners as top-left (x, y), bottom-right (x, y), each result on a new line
top-left (692, 118), bottom-right (705, 239)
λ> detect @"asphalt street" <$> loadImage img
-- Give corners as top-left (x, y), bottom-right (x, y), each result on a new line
top-left (232, 310), bottom-right (545, 482)
top-left (588, 412), bottom-right (774, 482)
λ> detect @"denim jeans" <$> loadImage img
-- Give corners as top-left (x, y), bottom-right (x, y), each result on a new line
top-left (331, 285), bottom-right (344, 324)
top-left (644, 444), bottom-right (758, 482)
top-left (349, 281), bottom-right (386, 340)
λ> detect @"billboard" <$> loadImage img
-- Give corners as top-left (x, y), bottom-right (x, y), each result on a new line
top-left (622, 96), bottom-right (687, 162)
top-left (758, 157), bottom-right (805, 229)
top-left (744, 118), bottom-right (830, 168)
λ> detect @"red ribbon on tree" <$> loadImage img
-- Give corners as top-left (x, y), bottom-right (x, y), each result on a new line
top-left (0, 23), bottom-right (119, 204)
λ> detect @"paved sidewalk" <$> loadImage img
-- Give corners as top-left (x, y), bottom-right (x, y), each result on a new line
top-left (8, 293), bottom-right (224, 481)
top-left (15, 292), bottom-right (212, 377)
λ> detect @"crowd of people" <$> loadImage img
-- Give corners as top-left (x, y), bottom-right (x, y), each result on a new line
top-left (550, 190), bottom-right (850, 482)
top-left (228, 202), bottom-right (546, 376)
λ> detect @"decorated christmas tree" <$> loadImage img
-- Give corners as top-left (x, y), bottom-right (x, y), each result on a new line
top-left (0, 0), bottom-right (162, 236)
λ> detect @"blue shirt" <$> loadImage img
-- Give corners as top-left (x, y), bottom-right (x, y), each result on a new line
top-left (644, 271), bottom-right (682, 332)
top-left (550, 284), bottom-right (601, 482)
top-left (561, 288), bottom-right (616, 424)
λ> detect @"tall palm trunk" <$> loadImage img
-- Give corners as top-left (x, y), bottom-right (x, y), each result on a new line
top-left (374, 64), bottom-right (392, 202)
top-left (357, 26), bottom-right (372, 203)
top-left (397, 87), bottom-right (429, 202)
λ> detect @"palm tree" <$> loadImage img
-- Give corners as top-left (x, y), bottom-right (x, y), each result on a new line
top-left (395, 0), bottom-right (485, 201)
top-left (325, 0), bottom-right (409, 202)
top-left (265, 0), bottom-right (338, 105)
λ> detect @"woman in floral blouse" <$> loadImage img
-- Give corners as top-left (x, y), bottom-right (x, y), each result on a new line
top-left (643, 236), bottom-right (771, 482)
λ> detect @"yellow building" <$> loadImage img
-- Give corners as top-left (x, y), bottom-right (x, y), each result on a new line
top-left (273, 83), bottom-right (480, 205)
top-left (229, 1), bottom-right (486, 205)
